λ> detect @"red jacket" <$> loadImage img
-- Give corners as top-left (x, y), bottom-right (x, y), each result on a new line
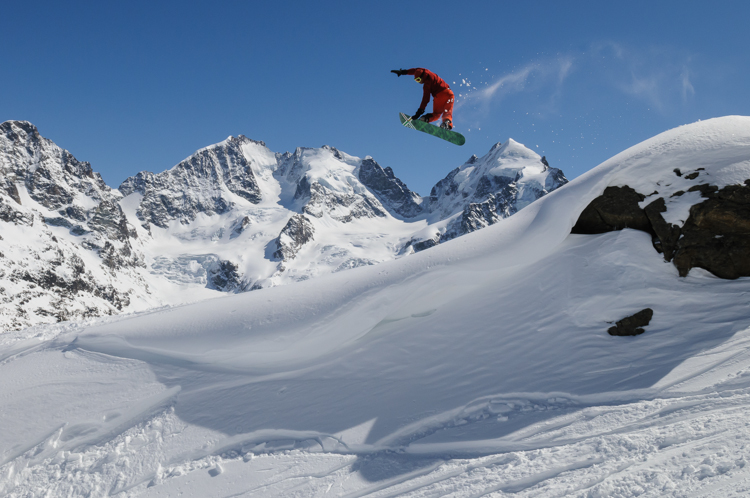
top-left (406, 68), bottom-right (451, 113)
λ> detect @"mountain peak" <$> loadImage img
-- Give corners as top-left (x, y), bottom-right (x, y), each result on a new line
top-left (426, 139), bottom-right (567, 222)
top-left (1, 120), bottom-right (40, 137)
top-left (489, 138), bottom-right (542, 160)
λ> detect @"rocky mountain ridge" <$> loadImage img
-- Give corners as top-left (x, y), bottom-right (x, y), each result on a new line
top-left (0, 121), bottom-right (149, 330)
top-left (0, 120), bottom-right (567, 331)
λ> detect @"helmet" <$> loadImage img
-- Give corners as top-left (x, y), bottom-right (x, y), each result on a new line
top-left (414, 69), bottom-right (425, 83)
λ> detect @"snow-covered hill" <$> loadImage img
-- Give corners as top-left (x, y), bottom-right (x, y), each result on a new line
top-left (0, 121), bottom-right (566, 331)
top-left (2, 116), bottom-right (750, 496)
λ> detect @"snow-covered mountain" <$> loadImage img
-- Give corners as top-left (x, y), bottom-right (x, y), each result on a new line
top-left (0, 121), bottom-right (151, 331)
top-left (416, 139), bottom-right (567, 247)
top-left (2, 116), bottom-right (750, 497)
top-left (0, 120), bottom-right (567, 331)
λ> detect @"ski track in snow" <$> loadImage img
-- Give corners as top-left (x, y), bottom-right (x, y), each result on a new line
top-left (4, 117), bottom-right (750, 496)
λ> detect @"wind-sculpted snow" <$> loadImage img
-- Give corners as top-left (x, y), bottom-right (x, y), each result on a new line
top-left (3, 117), bottom-right (750, 496)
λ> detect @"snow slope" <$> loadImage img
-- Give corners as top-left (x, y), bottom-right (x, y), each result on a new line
top-left (3, 117), bottom-right (750, 496)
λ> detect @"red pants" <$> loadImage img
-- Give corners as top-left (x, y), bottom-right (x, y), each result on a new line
top-left (429, 89), bottom-right (454, 123)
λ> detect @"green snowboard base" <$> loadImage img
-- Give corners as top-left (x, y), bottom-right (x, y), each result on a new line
top-left (399, 112), bottom-right (466, 146)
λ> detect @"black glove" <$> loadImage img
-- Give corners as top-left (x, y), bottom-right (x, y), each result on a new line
top-left (411, 109), bottom-right (424, 120)
top-left (391, 69), bottom-right (407, 77)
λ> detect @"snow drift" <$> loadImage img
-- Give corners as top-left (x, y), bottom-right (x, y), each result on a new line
top-left (3, 117), bottom-right (750, 496)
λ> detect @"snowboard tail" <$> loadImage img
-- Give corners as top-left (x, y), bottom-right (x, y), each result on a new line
top-left (399, 113), bottom-right (465, 146)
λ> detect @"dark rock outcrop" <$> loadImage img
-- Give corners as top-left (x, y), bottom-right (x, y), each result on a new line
top-left (230, 216), bottom-right (252, 238)
top-left (673, 182), bottom-right (750, 278)
top-left (573, 182), bottom-right (750, 279)
top-left (459, 196), bottom-right (501, 234)
top-left (572, 186), bottom-right (652, 234)
top-left (88, 200), bottom-right (135, 242)
top-left (0, 197), bottom-right (33, 225)
top-left (608, 308), bottom-right (654, 336)
top-left (2, 178), bottom-right (21, 204)
top-left (207, 260), bottom-right (242, 292)
top-left (404, 235), bottom-right (440, 254)
top-left (273, 214), bottom-right (315, 261)
top-left (358, 158), bottom-right (423, 218)
top-left (642, 197), bottom-right (681, 261)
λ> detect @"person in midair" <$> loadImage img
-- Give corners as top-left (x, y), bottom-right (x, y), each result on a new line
top-left (391, 67), bottom-right (454, 130)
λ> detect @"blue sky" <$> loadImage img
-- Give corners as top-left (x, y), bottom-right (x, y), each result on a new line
top-left (3, 1), bottom-right (750, 195)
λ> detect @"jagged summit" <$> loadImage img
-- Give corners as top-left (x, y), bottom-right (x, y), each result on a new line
top-left (0, 120), bottom-right (568, 331)
top-left (1, 120), bottom-right (40, 139)
top-left (427, 138), bottom-right (566, 220)
top-left (405, 138), bottom-right (569, 250)
top-left (0, 120), bottom-right (144, 331)
top-left (119, 134), bottom-right (267, 228)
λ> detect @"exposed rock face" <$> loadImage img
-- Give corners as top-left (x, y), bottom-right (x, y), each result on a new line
top-left (2, 177), bottom-right (21, 204)
top-left (230, 216), bottom-right (252, 238)
top-left (573, 181), bottom-right (750, 279)
top-left (358, 158), bottom-right (423, 218)
top-left (274, 146), bottom-right (392, 223)
top-left (207, 259), bottom-right (243, 292)
top-left (673, 182), bottom-right (750, 279)
top-left (456, 195), bottom-right (501, 235)
top-left (273, 214), bottom-right (315, 261)
top-left (643, 197), bottom-right (681, 261)
top-left (426, 145), bottom-right (568, 222)
top-left (0, 196), bottom-right (32, 225)
top-left (571, 186), bottom-right (653, 234)
top-left (409, 141), bottom-right (568, 250)
top-left (402, 235), bottom-right (441, 254)
top-left (297, 176), bottom-right (387, 222)
top-left (608, 308), bottom-right (654, 336)
top-left (119, 135), bottom-right (264, 228)
top-left (0, 121), bottom-right (145, 331)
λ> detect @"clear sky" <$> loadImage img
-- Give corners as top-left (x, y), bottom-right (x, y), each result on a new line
top-left (3, 1), bottom-right (750, 196)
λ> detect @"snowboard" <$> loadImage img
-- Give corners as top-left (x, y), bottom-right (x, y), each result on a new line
top-left (399, 112), bottom-right (466, 146)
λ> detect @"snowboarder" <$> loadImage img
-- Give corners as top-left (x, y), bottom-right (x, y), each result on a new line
top-left (391, 68), bottom-right (454, 130)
